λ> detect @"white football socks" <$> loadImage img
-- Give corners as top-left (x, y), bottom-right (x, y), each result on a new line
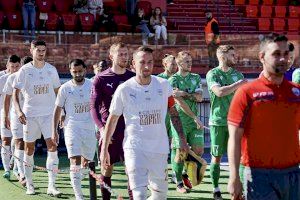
top-left (46, 151), bottom-right (59, 188)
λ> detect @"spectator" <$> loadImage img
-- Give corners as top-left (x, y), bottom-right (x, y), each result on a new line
top-left (74, 0), bottom-right (89, 14)
top-left (88, 0), bottom-right (103, 19)
top-left (284, 42), bottom-right (296, 81)
top-left (126, 0), bottom-right (137, 21)
top-left (150, 7), bottom-right (168, 45)
top-left (22, 0), bottom-right (36, 44)
top-left (135, 8), bottom-right (154, 45)
top-left (98, 9), bottom-right (117, 32)
top-left (204, 10), bottom-right (220, 68)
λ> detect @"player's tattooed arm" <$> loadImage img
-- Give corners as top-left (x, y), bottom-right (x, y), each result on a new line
top-left (169, 106), bottom-right (189, 151)
top-left (52, 105), bottom-right (63, 146)
top-left (174, 96), bottom-right (203, 129)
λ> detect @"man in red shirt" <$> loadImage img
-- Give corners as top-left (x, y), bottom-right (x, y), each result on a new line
top-left (227, 33), bottom-right (300, 200)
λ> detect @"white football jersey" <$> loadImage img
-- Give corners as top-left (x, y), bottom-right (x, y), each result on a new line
top-left (56, 78), bottom-right (94, 130)
top-left (109, 76), bottom-right (173, 154)
top-left (2, 73), bottom-right (24, 120)
top-left (13, 62), bottom-right (61, 117)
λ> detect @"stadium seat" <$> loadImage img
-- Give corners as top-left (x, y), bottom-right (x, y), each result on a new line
top-left (45, 12), bottom-right (59, 31)
top-left (36, 0), bottom-right (54, 12)
top-left (262, 0), bottom-right (273, 5)
top-left (115, 0), bottom-right (126, 11)
top-left (137, 1), bottom-right (152, 17)
top-left (78, 13), bottom-right (95, 31)
top-left (249, 0), bottom-right (260, 5)
top-left (276, 0), bottom-right (288, 6)
top-left (273, 18), bottom-right (285, 31)
top-left (260, 6), bottom-right (273, 17)
top-left (258, 18), bottom-right (270, 31)
top-left (287, 18), bottom-right (299, 31)
top-left (0, 11), bottom-right (4, 28)
top-left (6, 11), bottom-right (23, 30)
top-left (1, 0), bottom-right (18, 11)
top-left (61, 13), bottom-right (78, 31)
top-left (234, 0), bottom-right (245, 5)
top-left (246, 5), bottom-right (258, 17)
top-left (54, 0), bottom-right (73, 13)
top-left (274, 6), bottom-right (286, 17)
top-left (289, 6), bottom-right (300, 18)
top-left (113, 15), bottom-right (131, 32)
top-left (103, 0), bottom-right (120, 14)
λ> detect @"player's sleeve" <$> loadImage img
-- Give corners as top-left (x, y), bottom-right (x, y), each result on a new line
top-left (55, 86), bottom-right (66, 108)
top-left (227, 87), bottom-right (250, 128)
top-left (206, 71), bottom-right (220, 90)
top-left (195, 75), bottom-right (203, 93)
top-left (109, 85), bottom-right (124, 116)
top-left (3, 77), bottom-right (13, 95)
top-left (90, 76), bottom-right (105, 129)
top-left (52, 68), bottom-right (61, 89)
top-left (292, 69), bottom-right (300, 84)
top-left (13, 70), bottom-right (25, 90)
top-left (168, 76), bottom-right (178, 88)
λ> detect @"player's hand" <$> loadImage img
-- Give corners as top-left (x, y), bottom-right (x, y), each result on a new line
top-left (238, 79), bottom-right (248, 85)
top-left (59, 115), bottom-right (65, 129)
top-left (18, 111), bottom-right (26, 125)
top-left (100, 149), bottom-right (110, 169)
top-left (173, 88), bottom-right (188, 97)
top-left (4, 116), bottom-right (11, 130)
top-left (51, 131), bottom-right (59, 147)
top-left (194, 117), bottom-right (204, 129)
top-left (228, 178), bottom-right (244, 200)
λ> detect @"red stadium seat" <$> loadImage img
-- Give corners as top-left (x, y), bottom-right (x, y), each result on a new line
top-left (6, 11), bottom-right (23, 29)
top-left (103, 0), bottom-right (120, 14)
top-left (78, 13), bottom-right (95, 31)
top-left (1, 0), bottom-right (18, 11)
top-left (116, 0), bottom-right (126, 11)
top-left (0, 11), bottom-right (4, 28)
top-left (54, 0), bottom-right (73, 13)
top-left (289, 6), bottom-right (300, 18)
top-left (274, 6), bottom-right (286, 17)
top-left (45, 12), bottom-right (59, 30)
top-left (113, 15), bottom-right (131, 32)
top-left (61, 13), bottom-right (78, 31)
top-left (273, 18), bottom-right (285, 31)
top-left (262, 0), bottom-right (273, 5)
top-left (249, 0), bottom-right (260, 5)
top-left (137, 1), bottom-right (152, 17)
top-left (287, 18), bottom-right (299, 31)
top-left (276, 0), bottom-right (288, 5)
top-left (234, 0), bottom-right (245, 5)
top-left (36, 0), bottom-right (54, 12)
top-left (246, 5), bottom-right (258, 17)
top-left (260, 6), bottom-right (273, 17)
top-left (258, 18), bottom-right (270, 31)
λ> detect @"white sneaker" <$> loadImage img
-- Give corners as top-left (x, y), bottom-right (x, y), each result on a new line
top-left (26, 184), bottom-right (35, 195)
top-left (47, 186), bottom-right (62, 197)
top-left (148, 33), bottom-right (155, 38)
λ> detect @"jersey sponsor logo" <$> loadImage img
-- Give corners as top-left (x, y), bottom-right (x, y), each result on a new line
top-left (74, 102), bottom-right (90, 113)
top-left (33, 84), bottom-right (49, 95)
top-left (292, 87), bottom-right (300, 97)
top-left (106, 83), bottom-right (113, 88)
top-left (158, 89), bottom-right (163, 96)
top-left (253, 91), bottom-right (274, 98)
top-left (139, 110), bottom-right (162, 125)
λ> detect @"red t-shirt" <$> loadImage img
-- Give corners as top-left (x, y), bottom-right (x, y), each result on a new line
top-left (228, 75), bottom-right (300, 169)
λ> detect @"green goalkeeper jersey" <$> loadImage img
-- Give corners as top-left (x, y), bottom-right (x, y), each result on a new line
top-left (168, 72), bottom-right (202, 125)
top-left (206, 67), bottom-right (244, 126)
top-left (292, 68), bottom-right (300, 84)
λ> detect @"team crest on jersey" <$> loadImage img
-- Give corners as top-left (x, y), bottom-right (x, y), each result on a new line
top-left (129, 93), bottom-right (136, 99)
top-left (232, 76), bottom-right (238, 82)
top-left (191, 79), bottom-right (197, 86)
top-left (292, 87), bottom-right (300, 97)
